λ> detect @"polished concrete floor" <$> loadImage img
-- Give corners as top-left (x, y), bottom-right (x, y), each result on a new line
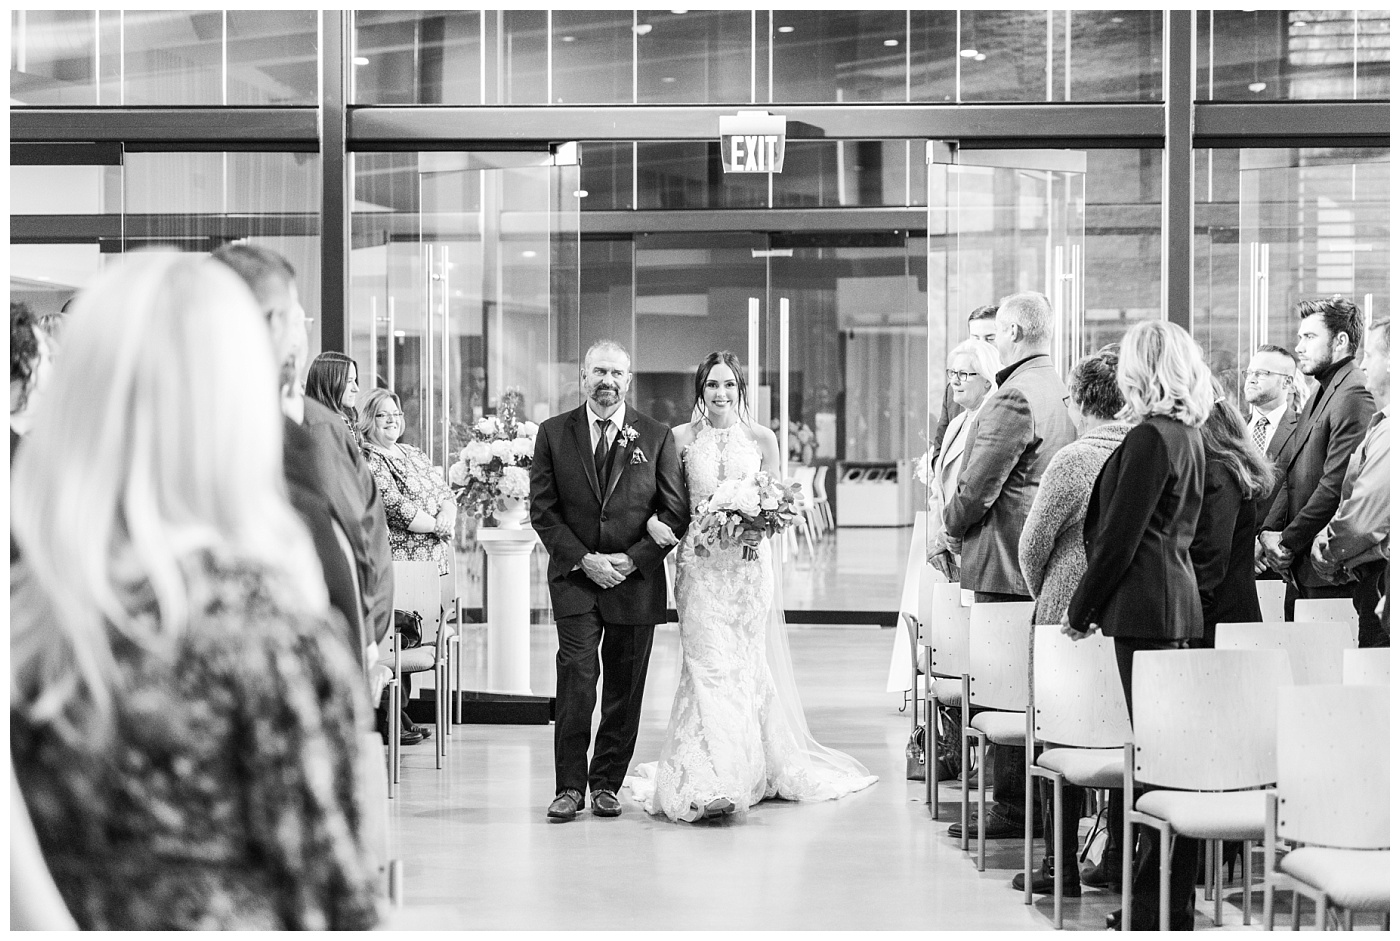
top-left (388, 622), bottom-right (1292, 931)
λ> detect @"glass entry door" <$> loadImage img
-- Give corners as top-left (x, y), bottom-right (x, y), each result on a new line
top-left (350, 147), bottom-right (581, 471)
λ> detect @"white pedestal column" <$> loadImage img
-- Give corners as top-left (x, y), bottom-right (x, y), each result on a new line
top-left (475, 527), bottom-right (540, 695)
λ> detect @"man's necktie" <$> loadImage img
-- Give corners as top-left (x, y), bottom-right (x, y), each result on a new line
top-left (1251, 414), bottom-right (1270, 453)
top-left (594, 419), bottom-right (612, 482)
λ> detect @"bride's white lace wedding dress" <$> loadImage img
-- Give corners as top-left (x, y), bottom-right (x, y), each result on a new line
top-left (624, 423), bottom-right (877, 822)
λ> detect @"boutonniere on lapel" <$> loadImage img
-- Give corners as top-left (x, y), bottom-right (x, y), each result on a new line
top-left (619, 424), bottom-right (646, 464)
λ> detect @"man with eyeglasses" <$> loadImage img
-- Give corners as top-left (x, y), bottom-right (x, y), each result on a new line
top-left (1243, 345), bottom-right (1302, 577)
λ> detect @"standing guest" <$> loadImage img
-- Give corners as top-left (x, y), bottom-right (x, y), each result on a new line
top-left (929, 304), bottom-right (1000, 466)
top-left (304, 349), bottom-right (396, 649)
top-left (1260, 296), bottom-right (1376, 618)
top-left (10, 301), bottom-right (54, 460)
top-left (926, 338), bottom-right (1003, 582)
top-left (1064, 320), bottom-right (1213, 931)
top-left (210, 244), bottom-right (369, 660)
top-left (1191, 385), bottom-right (1276, 647)
top-left (1242, 344), bottom-right (1300, 575)
top-left (1313, 318), bottom-right (1390, 647)
top-left (942, 291), bottom-right (1076, 842)
top-left (10, 254), bottom-right (379, 930)
top-left (1016, 346), bottom-right (1131, 897)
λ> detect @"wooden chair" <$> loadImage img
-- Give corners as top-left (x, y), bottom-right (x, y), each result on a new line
top-left (1215, 621), bottom-right (1356, 685)
top-left (925, 580), bottom-right (970, 820)
top-left (961, 600), bottom-right (1035, 871)
top-left (1027, 626), bottom-right (1133, 927)
top-left (1122, 649), bottom-right (1293, 931)
top-left (1342, 648), bottom-right (1390, 686)
top-left (1257, 579), bottom-right (1287, 622)
top-left (1264, 685), bottom-right (1389, 930)
top-left (1294, 598), bottom-right (1360, 644)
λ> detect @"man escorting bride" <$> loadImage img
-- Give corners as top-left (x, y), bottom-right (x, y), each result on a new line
top-left (626, 350), bottom-right (877, 822)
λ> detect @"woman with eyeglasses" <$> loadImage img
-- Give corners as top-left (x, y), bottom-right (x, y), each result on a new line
top-left (926, 338), bottom-right (1003, 582)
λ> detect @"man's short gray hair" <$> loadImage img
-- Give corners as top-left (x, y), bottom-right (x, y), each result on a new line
top-left (998, 291), bottom-right (1054, 346)
top-left (582, 339), bottom-right (631, 370)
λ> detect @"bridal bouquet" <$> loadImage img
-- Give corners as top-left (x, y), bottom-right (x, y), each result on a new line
top-left (448, 387), bottom-right (539, 521)
top-left (693, 471), bottom-right (805, 562)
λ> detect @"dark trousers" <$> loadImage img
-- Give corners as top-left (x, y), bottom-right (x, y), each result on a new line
top-left (1283, 580), bottom-right (1351, 621)
top-left (1352, 560), bottom-right (1390, 648)
top-left (1114, 636), bottom-right (1198, 928)
top-left (973, 590), bottom-right (1037, 824)
top-left (554, 606), bottom-right (655, 796)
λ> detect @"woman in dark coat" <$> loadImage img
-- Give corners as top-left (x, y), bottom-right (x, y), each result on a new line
top-left (1064, 320), bottom-right (1214, 931)
top-left (1191, 387), bottom-right (1276, 646)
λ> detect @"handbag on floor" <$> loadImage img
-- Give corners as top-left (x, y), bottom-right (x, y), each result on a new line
top-left (394, 609), bottom-right (423, 649)
top-left (905, 724), bottom-right (927, 780)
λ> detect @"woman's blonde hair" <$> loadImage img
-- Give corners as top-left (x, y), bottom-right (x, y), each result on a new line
top-left (356, 387), bottom-right (401, 448)
top-left (947, 337), bottom-right (1003, 387)
top-left (1116, 320), bottom-right (1213, 427)
top-left (10, 253), bottom-right (326, 740)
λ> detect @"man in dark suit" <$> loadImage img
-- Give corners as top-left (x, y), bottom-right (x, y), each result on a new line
top-left (943, 291), bottom-right (1076, 842)
top-left (530, 340), bottom-right (689, 822)
top-left (1243, 344), bottom-right (1300, 578)
top-left (929, 304), bottom-right (999, 465)
top-left (1260, 296), bottom-right (1376, 619)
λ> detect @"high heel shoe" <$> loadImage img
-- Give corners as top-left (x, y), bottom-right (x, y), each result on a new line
top-left (691, 797), bottom-right (735, 820)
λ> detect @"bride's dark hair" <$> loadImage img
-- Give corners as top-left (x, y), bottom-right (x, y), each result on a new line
top-left (691, 350), bottom-right (751, 423)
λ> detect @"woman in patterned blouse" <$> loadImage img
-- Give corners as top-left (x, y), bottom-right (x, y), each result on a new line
top-left (358, 387), bottom-right (457, 578)
top-left (9, 255), bottom-right (379, 930)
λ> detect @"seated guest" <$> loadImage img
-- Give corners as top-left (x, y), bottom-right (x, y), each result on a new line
top-left (1017, 346), bottom-right (1132, 896)
top-left (1191, 383), bottom-right (1275, 647)
top-left (9, 254), bottom-right (379, 930)
top-left (1313, 318), bottom-right (1390, 647)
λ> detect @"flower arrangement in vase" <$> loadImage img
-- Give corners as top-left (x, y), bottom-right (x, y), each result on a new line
top-left (449, 387), bottom-right (538, 528)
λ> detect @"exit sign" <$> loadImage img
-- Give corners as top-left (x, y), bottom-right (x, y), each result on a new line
top-left (719, 110), bottom-right (786, 174)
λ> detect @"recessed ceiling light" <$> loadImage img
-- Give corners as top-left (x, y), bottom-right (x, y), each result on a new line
top-left (522, 250), bottom-right (538, 258)
top-left (884, 39), bottom-right (899, 47)
top-left (353, 56), bottom-right (369, 66)
top-left (633, 23), bottom-right (653, 36)
top-left (671, 8), bottom-right (688, 14)
top-left (573, 190), bottom-right (589, 198)
top-left (1111, 17), bottom-right (1124, 24)
top-left (777, 25), bottom-right (794, 33)
top-left (974, 53), bottom-right (986, 62)
top-left (662, 76), bottom-right (676, 83)
top-left (561, 35), bottom-right (575, 42)
top-left (959, 48), bottom-right (979, 58)
top-left (1248, 81), bottom-right (1267, 92)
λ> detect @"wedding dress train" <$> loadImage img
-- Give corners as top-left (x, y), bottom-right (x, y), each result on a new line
top-left (624, 424), bottom-right (877, 822)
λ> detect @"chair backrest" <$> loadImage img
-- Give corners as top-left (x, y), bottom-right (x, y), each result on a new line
top-left (792, 464), bottom-right (817, 502)
top-left (813, 464), bottom-right (829, 500)
top-left (1294, 598), bottom-right (1359, 643)
top-left (1276, 684), bottom-right (1389, 849)
top-left (927, 581), bottom-right (971, 677)
top-left (1032, 626), bottom-right (1133, 748)
top-left (1132, 649), bottom-right (1293, 790)
top-left (897, 513), bottom-right (929, 625)
top-left (1215, 621), bottom-right (1356, 685)
top-left (967, 601), bottom-right (1035, 711)
top-left (1342, 648), bottom-right (1390, 686)
top-left (1256, 578), bottom-right (1286, 622)
top-left (392, 560), bottom-right (443, 645)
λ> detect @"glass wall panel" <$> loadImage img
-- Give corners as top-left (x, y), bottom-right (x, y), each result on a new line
top-left (909, 11), bottom-right (958, 102)
top-left (635, 142), bottom-right (767, 210)
top-left (769, 10), bottom-right (910, 103)
top-left (1194, 148), bottom-right (1390, 405)
top-left (579, 143), bottom-right (634, 211)
top-left (10, 10), bottom-right (101, 104)
top-left (1067, 10), bottom-right (1163, 102)
top-left (1199, 10), bottom-right (1390, 100)
top-left (957, 11), bottom-right (1049, 102)
top-left (552, 10), bottom-right (633, 104)
top-left (637, 9), bottom-right (752, 104)
top-left (353, 11), bottom-right (482, 105)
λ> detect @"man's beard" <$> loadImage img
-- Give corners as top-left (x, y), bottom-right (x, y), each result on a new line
top-left (1303, 348), bottom-right (1333, 376)
top-left (590, 384), bottom-right (620, 406)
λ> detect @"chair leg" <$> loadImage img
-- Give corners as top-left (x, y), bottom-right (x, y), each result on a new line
top-left (1160, 828), bottom-right (1171, 935)
top-left (1052, 775), bottom-right (1064, 928)
top-left (388, 858), bottom-right (404, 907)
top-left (1315, 894), bottom-right (1327, 931)
top-left (1291, 885), bottom-right (1301, 930)
top-left (960, 729), bottom-right (972, 853)
top-left (1123, 815), bottom-right (1135, 932)
top-left (1214, 839), bottom-right (1224, 927)
top-left (925, 696), bottom-right (937, 819)
top-left (1243, 840), bottom-right (1253, 926)
top-left (389, 677), bottom-right (401, 795)
top-left (434, 664), bottom-right (444, 769)
top-left (976, 736), bottom-right (988, 871)
top-left (1263, 871), bottom-right (1274, 930)
top-left (1343, 908), bottom-right (1353, 931)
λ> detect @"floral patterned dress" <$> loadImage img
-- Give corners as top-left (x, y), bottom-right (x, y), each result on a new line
top-left (365, 441), bottom-right (454, 575)
top-left (10, 550), bottom-right (381, 930)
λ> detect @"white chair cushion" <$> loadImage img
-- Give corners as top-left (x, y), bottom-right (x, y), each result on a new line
top-left (378, 646), bottom-right (437, 674)
top-left (969, 710), bottom-right (1026, 745)
top-left (932, 678), bottom-right (963, 705)
top-left (1134, 789), bottom-right (1268, 840)
top-left (1279, 848), bottom-right (1390, 912)
top-left (1037, 748), bottom-right (1124, 789)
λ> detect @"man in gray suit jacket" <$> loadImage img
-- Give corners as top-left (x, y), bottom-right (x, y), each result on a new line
top-left (1260, 296), bottom-right (1376, 619)
top-left (942, 291), bottom-right (1076, 841)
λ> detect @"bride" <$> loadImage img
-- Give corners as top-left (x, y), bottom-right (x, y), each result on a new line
top-left (624, 351), bottom-right (877, 823)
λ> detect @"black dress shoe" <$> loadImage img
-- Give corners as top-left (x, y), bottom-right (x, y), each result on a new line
top-left (547, 789), bottom-right (584, 822)
top-left (399, 728), bottom-right (425, 747)
top-left (1012, 861), bottom-right (1081, 897)
top-left (590, 789), bottom-right (622, 817)
top-left (947, 811), bottom-right (1042, 840)
top-left (404, 720), bottom-right (432, 740)
top-left (1080, 854), bottom-right (1123, 888)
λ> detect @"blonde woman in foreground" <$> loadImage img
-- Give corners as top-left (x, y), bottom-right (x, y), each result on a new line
top-left (9, 254), bottom-right (380, 930)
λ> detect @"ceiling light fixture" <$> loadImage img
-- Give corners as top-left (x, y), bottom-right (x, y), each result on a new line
top-left (959, 48), bottom-right (979, 58)
top-left (884, 39), bottom-right (899, 47)
top-left (561, 35), bottom-right (575, 42)
top-left (662, 76), bottom-right (676, 83)
top-left (777, 25), bottom-right (794, 33)
top-left (573, 190), bottom-right (589, 198)
top-left (974, 53), bottom-right (986, 61)
top-left (352, 56), bottom-right (369, 66)
top-left (522, 250), bottom-right (538, 259)
top-left (633, 23), bottom-right (653, 36)
top-left (1248, 81), bottom-right (1267, 93)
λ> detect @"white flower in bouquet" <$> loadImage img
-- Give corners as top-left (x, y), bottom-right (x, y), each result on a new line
top-left (490, 438), bottom-right (515, 462)
top-left (519, 421), bottom-right (539, 437)
top-left (448, 462), bottom-right (469, 486)
top-left (511, 437), bottom-right (536, 462)
top-left (731, 486), bottom-right (762, 517)
top-left (498, 465), bottom-right (531, 500)
top-left (475, 416), bottom-right (501, 436)
top-left (695, 472), bottom-right (805, 561)
top-left (461, 440), bottom-right (489, 466)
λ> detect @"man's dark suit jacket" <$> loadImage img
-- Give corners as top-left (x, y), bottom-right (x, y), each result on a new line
top-left (302, 398), bottom-right (395, 645)
top-left (283, 415), bottom-right (362, 655)
top-left (1262, 359), bottom-right (1376, 588)
top-left (1068, 415), bottom-right (1206, 642)
top-left (530, 404), bottom-right (689, 626)
top-left (1191, 461), bottom-right (1262, 641)
top-left (1252, 404), bottom-right (1298, 532)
